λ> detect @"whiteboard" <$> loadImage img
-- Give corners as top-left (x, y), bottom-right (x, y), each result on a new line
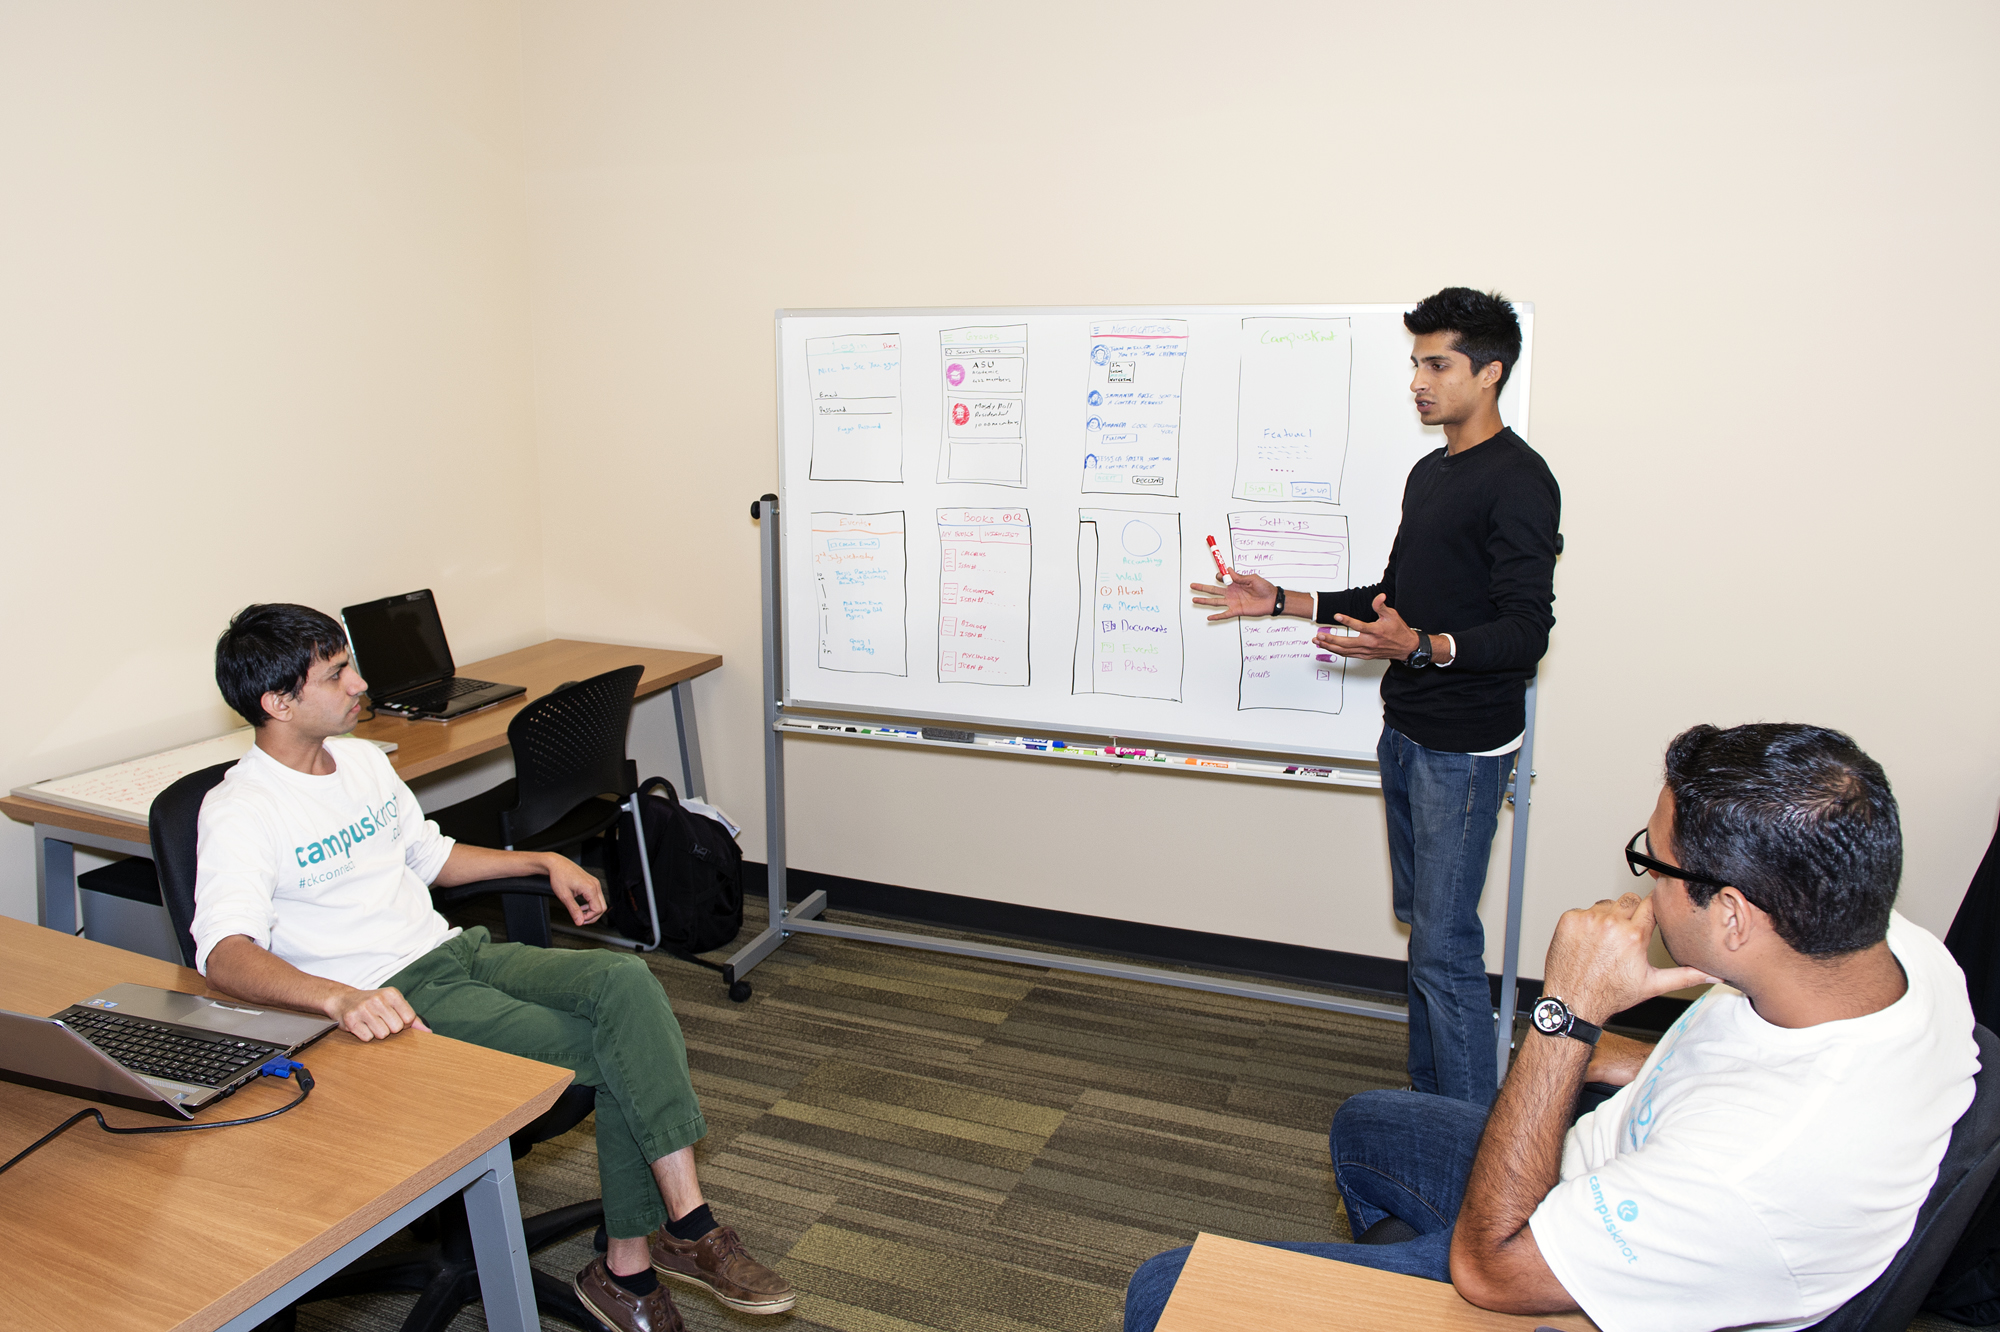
top-left (777, 305), bottom-right (1533, 761)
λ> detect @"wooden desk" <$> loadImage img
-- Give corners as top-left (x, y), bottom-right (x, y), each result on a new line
top-left (0, 915), bottom-right (570, 1332)
top-left (3, 639), bottom-right (722, 940)
top-left (1156, 1233), bottom-right (1597, 1332)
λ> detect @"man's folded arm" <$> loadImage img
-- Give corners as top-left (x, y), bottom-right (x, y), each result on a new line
top-left (1448, 1030), bottom-right (1586, 1313)
top-left (205, 934), bottom-right (429, 1042)
top-left (1585, 1031), bottom-right (1656, 1087)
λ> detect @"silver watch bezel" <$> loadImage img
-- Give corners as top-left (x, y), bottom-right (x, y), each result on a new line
top-left (1530, 995), bottom-right (1571, 1036)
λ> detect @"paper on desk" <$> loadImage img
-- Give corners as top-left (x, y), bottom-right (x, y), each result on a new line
top-left (16, 730), bottom-right (396, 824)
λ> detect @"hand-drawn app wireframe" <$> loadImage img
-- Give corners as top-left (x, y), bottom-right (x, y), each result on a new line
top-left (936, 507), bottom-right (1031, 686)
top-left (1072, 509), bottom-right (1183, 702)
top-left (1080, 319), bottom-right (1188, 496)
top-left (1233, 318), bottom-right (1352, 504)
top-left (811, 511), bottom-right (907, 676)
top-left (807, 334), bottom-right (902, 481)
top-left (938, 325), bottom-right (1028, 487)
top-left (1228, 511), bottom-right (1349, 713)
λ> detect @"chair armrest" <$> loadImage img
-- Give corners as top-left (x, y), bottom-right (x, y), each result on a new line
top-left (430, 874), bottom-right (556, 908)
top-left (430, 875), bottom-right (558, 948)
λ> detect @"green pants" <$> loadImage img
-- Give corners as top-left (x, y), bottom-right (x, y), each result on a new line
top-left (386, 927), bottom-right (708, 1237)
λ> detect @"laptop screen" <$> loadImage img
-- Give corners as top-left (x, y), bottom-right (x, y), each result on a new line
top-left (341, 589), bottom-right (456, 698)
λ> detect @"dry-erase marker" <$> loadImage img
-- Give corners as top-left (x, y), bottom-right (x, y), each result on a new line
top-left (1205, 535), bottom-right (1231, 584)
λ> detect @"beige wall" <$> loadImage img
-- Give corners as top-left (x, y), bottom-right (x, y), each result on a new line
top-left (6, 3), bottom-right (1998, 984)
top-left (518, 0), bottom-right (2000, 972)
top-left (0, 4), bottom-right (547, 922)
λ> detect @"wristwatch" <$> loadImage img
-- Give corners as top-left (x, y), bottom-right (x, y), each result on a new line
top-left (1404, 632), bottom-right (1433, 669)
top-left (1530, 996), bottom-right (1602, 1046)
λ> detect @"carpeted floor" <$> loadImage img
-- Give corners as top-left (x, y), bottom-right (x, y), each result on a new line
top-left (295, 896), bottom-right (1403, 1332)
top-left (293, 897), bottom-right (1990, 1332)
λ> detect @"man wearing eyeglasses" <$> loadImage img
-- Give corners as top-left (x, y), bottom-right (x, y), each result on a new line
top-left (1192, 287), bottom-right (1559, 1108)
top-left (1126, 722), bottom-right (1977, 1332)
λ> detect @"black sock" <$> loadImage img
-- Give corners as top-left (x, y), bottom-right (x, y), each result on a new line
top-left (665, 1203), bottom-right (718, 1242)
top-left (608, 1264), bottom-right (659, 1296)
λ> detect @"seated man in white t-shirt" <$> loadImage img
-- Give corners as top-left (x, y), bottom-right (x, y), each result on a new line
top-left (192, 603), bottom-right (790, 1332)
top-left (1126, 721), bottom-right (1979, 1332)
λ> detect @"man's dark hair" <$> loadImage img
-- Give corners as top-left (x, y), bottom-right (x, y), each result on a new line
top-left (215, 603), bottom-right (349, 728)
top-left (1663, 722), bottom-right (1901, 956)
top-left (1404, 287), bottom-right (1523, 393)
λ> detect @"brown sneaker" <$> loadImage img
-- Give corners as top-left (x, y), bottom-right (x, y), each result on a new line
top-left (573, 1257), bottom-right (686, 1332)
top-left (649, 1223), bottom-right (796, 1314)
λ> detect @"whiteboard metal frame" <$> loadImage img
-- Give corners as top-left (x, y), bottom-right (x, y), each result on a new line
top-left (727, 493), bottom-right (1540, 1083)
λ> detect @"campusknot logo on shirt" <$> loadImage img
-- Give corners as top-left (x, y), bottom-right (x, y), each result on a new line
top-left (293, 795), bottom-right (402, 867)
top-left (1588, 1175), bottom-right (1640, 1264)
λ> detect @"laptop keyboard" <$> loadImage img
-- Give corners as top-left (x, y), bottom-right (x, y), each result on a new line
top-left (387, 676), bottom-right (492, 713)
top-left (56, 1007), bottom-right (283, 1089)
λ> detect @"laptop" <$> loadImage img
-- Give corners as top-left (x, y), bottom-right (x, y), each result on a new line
top-left (341, 588), bottom-right (526, 720)
top-left (0, 983), bottom-right (337, 1119)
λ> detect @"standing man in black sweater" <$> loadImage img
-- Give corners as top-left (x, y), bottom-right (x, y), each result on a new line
top-left (1193, 288), bottom-right (1560, 1107)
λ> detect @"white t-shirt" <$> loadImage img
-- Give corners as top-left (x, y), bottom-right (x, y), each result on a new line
top-left (1529, 912), bottom-right (1978, 1332)
top-left (191, 737), bottom-right (459, 989)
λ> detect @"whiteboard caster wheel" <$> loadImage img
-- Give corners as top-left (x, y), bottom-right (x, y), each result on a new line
top-left (728, 980), bottom-right (752, 1003)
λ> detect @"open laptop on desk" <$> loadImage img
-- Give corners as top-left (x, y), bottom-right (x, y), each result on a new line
top-left (0, 983), bottom-right (336, 1118)
top-left (342, 588), bottom-right (526, 720)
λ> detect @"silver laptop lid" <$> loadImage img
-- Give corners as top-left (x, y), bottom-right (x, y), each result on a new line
top-left (0, 1008), bottom-right (198, 1117)
top-left (82, 982), bottom-right (335, 1047)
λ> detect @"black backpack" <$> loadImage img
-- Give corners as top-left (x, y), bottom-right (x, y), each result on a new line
top-left (602, 776), bottom-right (744, 957)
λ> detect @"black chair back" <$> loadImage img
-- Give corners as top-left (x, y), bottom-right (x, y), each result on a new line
top-left (500, 665), bottom-right (643, 848)
top-left (1811, 1023), bottom-right (2000, 1331)
top-left (147, 761), bottom-right (238, 968)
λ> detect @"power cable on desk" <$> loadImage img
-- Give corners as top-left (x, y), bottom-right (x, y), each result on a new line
top-left (0, 1057), bottom-right (315, 1178)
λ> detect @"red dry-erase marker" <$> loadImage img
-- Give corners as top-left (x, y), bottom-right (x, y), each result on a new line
top-left (1205, 535), bottom-right (1231, 584)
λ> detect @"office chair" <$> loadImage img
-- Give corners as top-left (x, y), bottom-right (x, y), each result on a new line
top-left (149, 762), bottom-right (610, 1332)
top-left (1807, 1022), bottom-right (2000, 1332)
top-left (429, 665), bottom-right (667, 952)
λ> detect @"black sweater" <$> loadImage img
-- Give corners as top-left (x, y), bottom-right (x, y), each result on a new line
top-left (1315, 428), bottom-right (1560, 753)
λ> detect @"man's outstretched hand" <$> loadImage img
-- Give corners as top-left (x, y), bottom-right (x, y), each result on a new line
top-left (1313, 594), bottom-right (1422, 661)
top-left (1542, 893), bottom-right (1717, 1025)
top-left (1190, 570), bottom-right (1279, 621)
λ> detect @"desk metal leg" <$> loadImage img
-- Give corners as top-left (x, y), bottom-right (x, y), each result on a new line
top-left (671, 679), bottom-right (707, 801)
top-left (464, 1138), bottom-right (539, 1332)
top-left (36, 828), bottom-right (77, 935)
top-left (33, 823), bottom-right (154, 939)
top-left (217, 1137), bottom-right (538, 1332)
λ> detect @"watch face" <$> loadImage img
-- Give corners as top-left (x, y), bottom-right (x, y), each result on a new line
top-left (1531, 997), bottom-right (1569, 1035)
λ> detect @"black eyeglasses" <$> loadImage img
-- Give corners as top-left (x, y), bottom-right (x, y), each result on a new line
top-left (1625, 829), bottom-right (1730, 889)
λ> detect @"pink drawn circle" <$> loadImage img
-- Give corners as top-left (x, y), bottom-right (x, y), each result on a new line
top-left (946, 362), bottom-right (966, 386)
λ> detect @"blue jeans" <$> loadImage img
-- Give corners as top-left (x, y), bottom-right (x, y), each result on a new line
top-left (1378, 725), bottom-right (1511, 1108)
top-left (1124, 1090), bottom-right (1488, 1332)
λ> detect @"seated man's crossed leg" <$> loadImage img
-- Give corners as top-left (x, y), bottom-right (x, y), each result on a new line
top-left (386, 931), bottom-right (792, 1320)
